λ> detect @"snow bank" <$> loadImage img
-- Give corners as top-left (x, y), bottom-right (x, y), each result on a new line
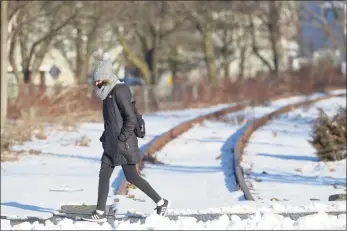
top-left (113, 212), bottom-right (346, 230)
top-left (1, 211), bottom-right (345, 230)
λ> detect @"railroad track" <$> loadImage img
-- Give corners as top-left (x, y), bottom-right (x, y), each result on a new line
top-left (115, 101), bottom-right (250, 196)
top-left (115, 91), bottom-right (346, 201)
top-left (234, 92), bottom-right (346, 201)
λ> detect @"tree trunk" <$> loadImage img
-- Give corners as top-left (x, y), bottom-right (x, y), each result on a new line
top-left (151, 30), bottom-right (161, 85)
top-left (220, 43), bottom-right (230, 80)
top-left (9, 31), bottom-right (22, 84)
top-left (220, 28), bottom-right (231, 80)
top-left (39, 71), bottom-right (46, 88)
top-left (270, 34), bottom-right (279, 76)
top-left (169, 56), bottom-right (178, 79)
top-left (223, 60), bottom-right (229, 80)
top-left (151, 49), bottom-right (159, 85)
top-left (268, 1), bottom-right (280, 77)
top-left (249, 16), bottom-right (274, 73)
top-left (77, 23), bottom-right (97, 84)
top-left (145, 48), bottom-right (160, 85)
top-left (140, 29), bottom-right (160, 85)
top-left (19, 30), bottom-right (30, 84)
top-left (115, 30), bottom-right (151, 84)
top-left (145, 49), bottom-right (159, 109)
top-left (145, 49), bottom-right (154, 83)
top-left (30, 40), bottom-right (50, 85)
top-left (22, 62), bottom-right (32, 84)
top-left (203, 22), bottom-right (217, 85)
top-left (23, 49), bottom-right (47, 85)
top-left (1, 0), bottom-right (8, 131)
top-left (75, 27), bottom-right (84, 83)
top-left (78, 57), bottom-right (91, 84)
top-left (238, 46), bottom-right (247, 80)
top-left (77, 42), bottom-right (93, 84)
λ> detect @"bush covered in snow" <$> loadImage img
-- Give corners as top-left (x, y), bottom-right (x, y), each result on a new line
top-left (310, 106), bottom-right (346, 161)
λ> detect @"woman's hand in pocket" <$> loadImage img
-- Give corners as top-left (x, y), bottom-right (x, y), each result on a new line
top-left (118, 138), bottom-right (129, 151)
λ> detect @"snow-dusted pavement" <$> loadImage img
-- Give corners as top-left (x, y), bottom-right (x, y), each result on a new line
top-left (242, 94), bottom-right (347, 202)
top-left (1, 89), bottom-right (346, 230)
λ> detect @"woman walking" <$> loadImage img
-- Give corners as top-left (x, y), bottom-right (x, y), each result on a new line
top-left (82, 53), bottom-right (170, 222)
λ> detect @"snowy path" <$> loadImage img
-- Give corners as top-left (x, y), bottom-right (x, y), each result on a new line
top-left (114, 91), bottom-right (345, 215)
top-left (115, 120), bottom-right (245, 214)
top-left (1, 104), bottom-right (232, 219)
top-left (242, 95), bottom-right (347, 202)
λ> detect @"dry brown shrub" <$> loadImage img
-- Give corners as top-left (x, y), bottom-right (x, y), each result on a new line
top-left (310, 106), bottom-right (346, 161)
top-left (74, 135), bottom-right (91, 147)
top-left (3, 84), bottom-right (101, 162)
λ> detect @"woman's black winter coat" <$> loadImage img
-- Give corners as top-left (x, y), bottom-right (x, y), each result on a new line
top-left (99, 84), bottom-right (140, 166)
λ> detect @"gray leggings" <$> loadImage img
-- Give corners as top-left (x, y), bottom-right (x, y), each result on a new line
top-left (96, 162), bottom-right (162, 211)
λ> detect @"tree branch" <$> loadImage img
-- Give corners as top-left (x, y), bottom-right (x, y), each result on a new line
top-left (27, 12), bottom-right (78, 72)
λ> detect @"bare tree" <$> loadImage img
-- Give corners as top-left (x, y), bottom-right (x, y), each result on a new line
top-left (246, 1), bottom-right (298, 76)
top-left (178, 1), bottom-right (238, 84)
top-left (9, 1), bottom-right (78, 84)
top-left (162, 1), bottom-right (252, 81)
top-left (247, 1), bottom-right (279, 75)
top-left (162, 28), bottom-right (202, 78)
top-left (113, 1), bottom-right (187, 85)
top-left (55, 1), bottom-right (123, 84)
top-left (181, 1), bottom-right (219, 84)
top-left (8, 1), bottom-right (40, 83)
top-left (213, 8), bottom-right (248, 80)
top-left (215, 1), bottom-right (261, 80)
top-left (300, 1), bottom-right (346, 59)
top-left (1, 0), bottom-right (8, 131)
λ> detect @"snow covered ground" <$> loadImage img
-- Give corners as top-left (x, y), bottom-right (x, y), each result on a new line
top-left (114, 90), bottom-right (346, 215)
top-left (1, 103), bottom-right (233, 220)
top-left (242, 94), bottom-right (347, 202)
top-left (1, 89), bottom-right (346, 230)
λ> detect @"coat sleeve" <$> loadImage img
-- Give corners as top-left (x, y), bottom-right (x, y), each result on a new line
top-left (115, 85), bottom-right (137, 142)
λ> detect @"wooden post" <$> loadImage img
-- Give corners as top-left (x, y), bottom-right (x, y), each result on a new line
top-left (1, 0), bottom-right (8, 132)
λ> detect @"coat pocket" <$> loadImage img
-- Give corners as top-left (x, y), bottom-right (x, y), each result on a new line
top-left (117, 140), bottom-right (133, 161)
top-left (118, 140), bottom-right (132, 152)
top-left (118, 139), bottom-right (138, 156)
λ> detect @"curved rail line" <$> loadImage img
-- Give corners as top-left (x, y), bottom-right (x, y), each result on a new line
top-left (234, 92), bottom-right (347, 201)
top-left (116, 91), bottom-right (346, 198)
top-left (116, 91), bottom-right (346, 201)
